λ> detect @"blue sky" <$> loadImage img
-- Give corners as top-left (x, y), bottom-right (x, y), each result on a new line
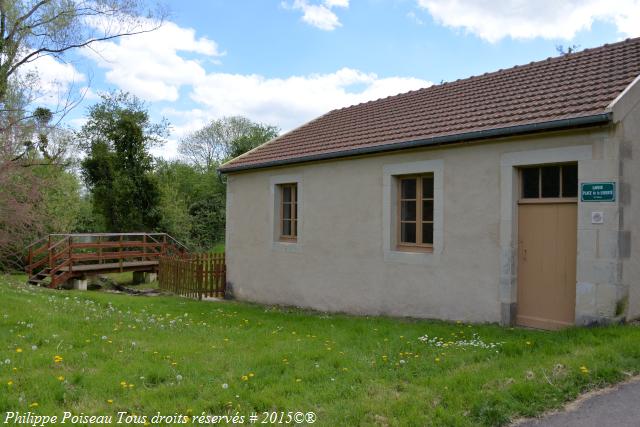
top-left (34, 0), bottom-right (640, 158)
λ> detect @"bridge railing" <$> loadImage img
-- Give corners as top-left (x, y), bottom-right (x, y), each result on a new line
top-left (25, 233), bottom-right (189, 287)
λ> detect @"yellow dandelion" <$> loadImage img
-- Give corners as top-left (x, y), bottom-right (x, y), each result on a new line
top-left (7, 380), bottom-right (13, 386)
top-left (128, 384), bottom-right (134, 388)
top-left (53, 355), bottom-right (63, 363)
top-left (526, 341), bottom-right (532, 345)
top-left (15, 348), bottom-right (22, 353)
top-left (248, 373), bottom-right (254, 377)
top-left (435, 357), bottom-right (441, 363)
top-left (107, 399), bottom-right (113, 404)
top-left (29, 403), bottom-right (38, 408)
top-left (120, 381), bottom-right (127, 387)
top-left (295, 378), bottom-right (302, 382)
top-left (57, 376), bottom-right (64, 381)
top-left (241, 375), bottom-right (248, 381)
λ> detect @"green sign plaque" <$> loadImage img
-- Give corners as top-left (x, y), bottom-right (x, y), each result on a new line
top-left (581, 182), bottom-right (616, 202)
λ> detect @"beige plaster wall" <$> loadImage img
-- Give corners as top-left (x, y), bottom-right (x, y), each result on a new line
top-left (226, 125), bottom-right (621, 324)
top-left (615, 77), bottom-right (640, 320)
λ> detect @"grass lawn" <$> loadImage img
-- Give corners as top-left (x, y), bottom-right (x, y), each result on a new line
top-left (1, 274), bottom-right (639, 426)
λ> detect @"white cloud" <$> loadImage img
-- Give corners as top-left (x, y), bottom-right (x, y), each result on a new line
top-left (82, 20), bottom-right (223, 101)
top-left (288, 0), bottom-right (349, 31)
top-left (324, 0), bottom-right (349, 8)
top-left (188, 68), bottom-right (430, 132)
top-left (78, 16), bottom-right (430, 159)
top-left (20, 55), bottom-right (85, 106)
top-left (417, 0), bottom-right (640, 42)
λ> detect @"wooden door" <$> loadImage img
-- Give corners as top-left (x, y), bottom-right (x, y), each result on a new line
top-left (516, 203), bottom-right (577, 329)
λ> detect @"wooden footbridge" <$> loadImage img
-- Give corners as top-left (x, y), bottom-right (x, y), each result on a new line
top-left (25, 233), bottom-right (189, 288)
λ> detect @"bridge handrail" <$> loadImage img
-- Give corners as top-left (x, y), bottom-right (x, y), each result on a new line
top-left (25, 233), bottom-right (190, 287)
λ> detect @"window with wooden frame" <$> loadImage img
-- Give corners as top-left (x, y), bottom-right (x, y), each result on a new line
top-left (520, 163), bottom-right (578, 202)
top-left (397, 174), bottom-right (434, 251)
top-left (278, 183), bottom-right (298, 241)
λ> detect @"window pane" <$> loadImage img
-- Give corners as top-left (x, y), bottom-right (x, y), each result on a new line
top-left (422, 222), bottom-right (433, 245)
top-left (422, 176), bottom-right (434, 199)
top-left (401, 201), bottom-right (416, 221)
top-left (422, 200), bottom-right (433, 221)
top-left (522, 168), bottom-right (539, 198)
top-left (562, 164), bottom-right (578, 198)
top-left (541, 165), bottom-right (560, 198)
top-left (401, 178), bottom-right (417, 199)
top-left (282, 186), bottom-right (291, 203)
top-left (292, 220), bottom-right (297, 236)
top-left (283, 203), bottom-right (291, 220)
top-left (401, 223), bottom-right (416, 243)
top-left (282, 220), bottom-right (291, 236)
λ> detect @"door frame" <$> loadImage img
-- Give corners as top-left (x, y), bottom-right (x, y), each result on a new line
top-left (498, 145), bottom-right (592, 326)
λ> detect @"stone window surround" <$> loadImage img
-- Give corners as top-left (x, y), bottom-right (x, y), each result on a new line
top-left (499, 144), bottom-right (593, 325)
top-left (382, 159), bottom-right (444, 265)
top-left (270, 174), bottom-right (303, 253)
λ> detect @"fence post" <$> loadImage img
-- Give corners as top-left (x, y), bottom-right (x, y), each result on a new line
top-left (68, 236), bottom-right (73, 274)
top-left (222, 252), bottom-right (226, 298)
top-left (119, 234), bottom-right (123, 272)
top-left (27, 246), bottom-right (33, 277)
top-left (197, 255), bottom-right (203, 301)
top-left (48, 235), bottom-right (52, 272)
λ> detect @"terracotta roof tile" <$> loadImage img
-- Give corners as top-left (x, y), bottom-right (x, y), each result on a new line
top-left (221, 38), bottom-right (640, 172)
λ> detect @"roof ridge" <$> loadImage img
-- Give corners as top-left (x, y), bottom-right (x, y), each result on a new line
top-left (220, 36), bottom-right (640, 172)
top-left (328, 37), bottom-right (640, 114)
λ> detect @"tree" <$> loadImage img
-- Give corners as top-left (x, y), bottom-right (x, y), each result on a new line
top-left (555, 44), bottom-right (580, 56)
top-left (227, 123), bottom-right (279, 161)
top-left (80, 91), bottom-right (168, 231)
top-left (154, 160), bottom-right (226, 250)
top-left (179, 116), bottom-right (279, 169)
top-left (0, 0), bottom-right (165, 102)
top-left (0, 1), bottom-right (164, 270)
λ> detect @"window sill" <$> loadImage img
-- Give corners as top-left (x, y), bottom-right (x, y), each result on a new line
top-left (395, 245), bottom-right (434, 254)
top-left (518, 198), bottom-right (578, 204)
top-left (272, 239), bottom-right (301, 253)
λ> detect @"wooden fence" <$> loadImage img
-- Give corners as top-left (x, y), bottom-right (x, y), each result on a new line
top-left (158, 253), bottom-right (226, 299)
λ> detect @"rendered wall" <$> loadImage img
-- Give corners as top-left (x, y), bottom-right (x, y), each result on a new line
top-left (225, 127), bottom-right (619, 324)
top-left (615, 77), bottom-right (640, 320)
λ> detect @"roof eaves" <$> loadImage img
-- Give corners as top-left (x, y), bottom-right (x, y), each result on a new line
top-left (219, 113), bottom-right (612, 173)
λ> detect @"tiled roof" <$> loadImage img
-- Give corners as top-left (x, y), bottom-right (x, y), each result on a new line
top-left (220, 37), bottom-right (640, 172)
